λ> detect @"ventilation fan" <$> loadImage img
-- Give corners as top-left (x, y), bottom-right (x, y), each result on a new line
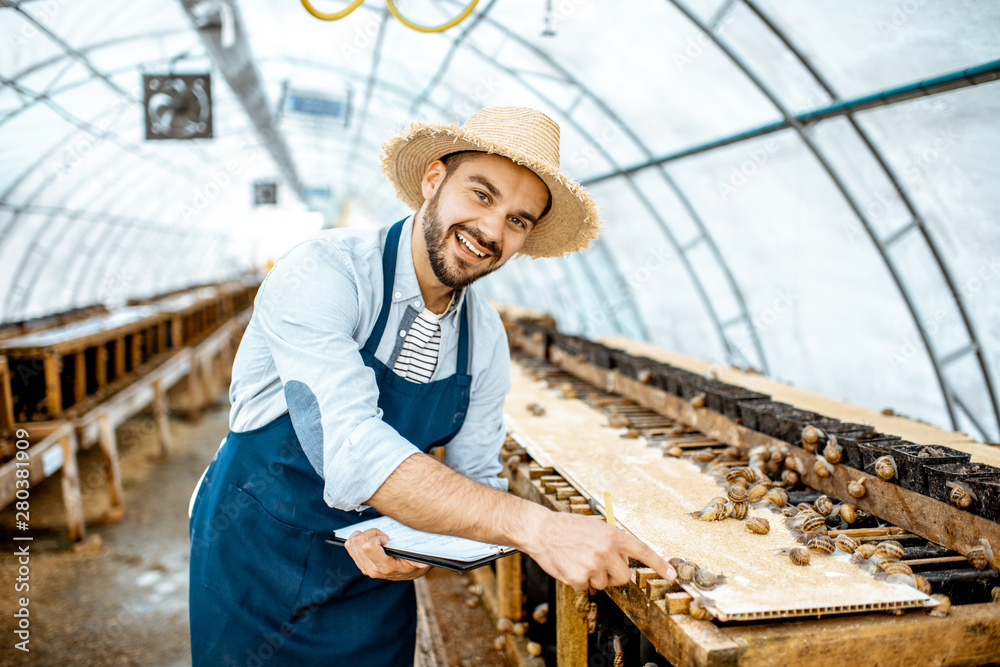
top-left (254, 182), bottom-right (277, 206)
top-left (143, 74), bottom-right (213, 140)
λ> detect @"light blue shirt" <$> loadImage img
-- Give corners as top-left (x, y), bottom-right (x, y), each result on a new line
top-left (227, 216), bottom-right (511, 513)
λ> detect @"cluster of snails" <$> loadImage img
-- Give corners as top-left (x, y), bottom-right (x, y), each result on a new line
top-left (669, 557), bottom-right (727, 591)
top-left (781, 494), bottom-right (867, 540)
top-left (847, 539), bottom-right (934, 594)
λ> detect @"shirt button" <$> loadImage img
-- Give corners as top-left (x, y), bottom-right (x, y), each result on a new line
top-left (399, 330), bottom-right (407, 337)
top-left (413, 300), bottom-right (421, 308)
top-left (394, 291), bottom-right (402, 299)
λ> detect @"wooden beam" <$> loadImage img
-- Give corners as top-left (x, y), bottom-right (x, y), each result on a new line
top-left (43, 353), bottom-right (62, 418)
top-left (496, 552), bottom-right (523, 621)
top-left (152, 378), bottom-right (170, 457)
top-left (555, 580), bottom-right (588, 667)
top-left (95, 343), bottom-right (108, 390)
top-left (0, 357), bottom-right (15, 439)
top-left (73, 352), bottom-right (86, 403)
top-left (113, 338), bottom-right (125, 378)
top-left (59, 429), bottom-right (85, 541)
top-left (724, 603), bottom-right (1000, 666)
top-left (97, 412), bottom-right (124, 510)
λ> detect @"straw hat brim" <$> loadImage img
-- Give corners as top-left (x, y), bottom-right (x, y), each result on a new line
top-left (379, 121), bottom-right (602, 258)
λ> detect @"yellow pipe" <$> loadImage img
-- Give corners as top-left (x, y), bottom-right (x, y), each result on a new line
top-left (386, 0), bottom-right (479, 33)
top-left (300, 0), bottom-right (365, 22)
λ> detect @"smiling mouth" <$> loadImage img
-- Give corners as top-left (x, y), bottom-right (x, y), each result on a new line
top-left (455, 231), bottom-right (490, 259)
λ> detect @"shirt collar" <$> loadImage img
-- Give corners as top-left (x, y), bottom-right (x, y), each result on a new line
top-left (391, 215), bottom-right (466, 322)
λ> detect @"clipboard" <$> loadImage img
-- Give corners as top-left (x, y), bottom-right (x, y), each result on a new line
top-left (326, 535), bottom-right (515, 573)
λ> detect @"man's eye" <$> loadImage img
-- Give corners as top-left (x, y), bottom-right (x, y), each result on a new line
top-left (475, 191), bottom-right (488, 202)
top-left (510, 217), bottom-right (525, 229)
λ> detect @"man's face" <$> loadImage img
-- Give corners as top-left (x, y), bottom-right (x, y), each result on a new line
top-left (421, 153), bottom-right (549, 290)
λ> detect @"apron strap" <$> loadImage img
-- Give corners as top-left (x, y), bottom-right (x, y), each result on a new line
top-left (456, 299), bottom-right (470, 376)
top-left (362, 219), bottom-right (406, 356)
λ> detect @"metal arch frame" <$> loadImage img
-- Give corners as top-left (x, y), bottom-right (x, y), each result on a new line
top-left (736, 0), bottom-right (1000, 441)
top-left (405, 4), bottom-right (767, 370)
top-left (655, 0), bottom-right (999, 441)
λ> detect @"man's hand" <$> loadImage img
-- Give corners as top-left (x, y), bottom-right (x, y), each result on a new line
top-left (344, 528), bottom-right (432, 581)
top-left (523, 508), bottom-right (676, 591)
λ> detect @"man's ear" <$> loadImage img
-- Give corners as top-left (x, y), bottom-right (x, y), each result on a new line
top-left (421, 160), bottom-right (447, 202)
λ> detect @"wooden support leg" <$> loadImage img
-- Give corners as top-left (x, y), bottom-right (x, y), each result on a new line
top-left (200, 356), bottom-right (214, 407)
top-left (152, 378), bottom-right (171, 457)
top-left (0, 357), bottom-right (14, 440)
top-left (43, 353), bottom-right (63, 418)
top-left (187, 351), bottom-right (201, 422)
top-left (74, 351), bottom-right (86, 403)
top-left (59, 430), bottom-right (86, 541)
top-left (556, 580), bottom-right (588, 667)
top-left (95, 344), bottom-right (108, 391)
top-left (97, 412), bottom-right (124, 512)
top-left (497, 552), bottom-right (524, 621)
top-left (113, 338), bottom-right (125, 378)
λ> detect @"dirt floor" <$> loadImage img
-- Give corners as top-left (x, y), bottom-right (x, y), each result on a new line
top-left (0, 385), bottom-right (506, 666)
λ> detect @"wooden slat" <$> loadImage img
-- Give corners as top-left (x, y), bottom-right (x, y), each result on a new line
top-left (724, 603), bottom-right (1000, 666)
top-left (0, 357), bottom-right (15, 438)
top-left (96, 343), bottom-right (108, 389)
top-left (152, 378), bottom-right (170, 457)
top-left (555, 580), bottom-right (588, 667)
top-left (59, 429), bottom-right (85, 541)
top-left (113, 338), bottom-right (125, 377)
top-left (496, 552), bottom-right (523, 621)
top-left (73, 352), bottom-right (86, 402)
top-left (97, 412), bottom-right (123, 510)
top-left (43, 353), bottom-right (62, 418)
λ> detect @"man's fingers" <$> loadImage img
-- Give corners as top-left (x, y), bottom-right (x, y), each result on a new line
top-left (620, 534), bottom-right (675, 581)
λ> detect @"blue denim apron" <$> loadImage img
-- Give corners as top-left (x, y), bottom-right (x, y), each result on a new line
top-left (189, 219), bottom-right (471, 666)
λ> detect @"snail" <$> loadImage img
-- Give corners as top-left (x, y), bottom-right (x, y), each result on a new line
top-left (769, 446), bottom-right (787, 464)
top-left (665, 446), bottom-right (684, 458)
top-left (800, 513), bottom-right (827, 534)
top-left (526, 641), bottom-right (543, 657)
top-left (729, 476), bottom-right (749, 489)
top-left (880, 561), bottom-right (913, 575)
top-left (814, 495), bottom-right (834, 516)
top-left (835, 534), bottom-right (858, 554)
top-left (637, 369), bottom-right (652, 384)
top-left (946, 481), bottom-right (978, 509)
top-left (496, 617), bottom-right (513, 633)
top-left (691, 392), bottom-right (706, 408)
top-left (558, 382), bottom-right (578, 399)
top-left (785, 546), bottom-right (811, 566)
top-left (745, 483), bottom-right (770, 503)
top-left (913, 574), bottom-right (933, 595)
top-left (802, 425), bottom-right (821, 445)
top-left (855, 543), bottom-right (878, 559)
top-left (726, 466), bottom-right (756, 485)
top-left (688, 597), bottom-right (715, 621)
top-left (512, 622), bottom-right (528, 636)
top-left (848, 477), bottom-right (868, 498)
top-left (722, 446), bottom-right (743, 459)
top-left (838, 503), bottom-right (858, 524)
top-left (781, 506), bottom-right (800, 518)
top-left (727, 501), bottom-right (749, 520)
top-left (526, 403), bottom-right (546, 416)
top-left (766, 487), bottom-right (789, 505)
top-left (746, 517), bottom-right (770, 534)
top-left (708, 496), bottom-right (729, 506)
top-left (927, 594), bottom-right (951, 617)
top-left (823, 437), bottom-right (843, 464)
top-left (532, 603), bottom-right (549, 625)
top-left (807, 535), bottom-right (836, 554)
top-left (875, 455), bottom-right (896, 480)
top-left (676, 561), bottom-right (697, 584)
top-left (875, 540), bottom-right (905, 560)
top-left (967, 538), bottom-right (994, 570)
top-left (992, 587), bottom-right (1000, 603)
top-left (814, 458), bottom-right (834, 478)
top-left (668, 557), bottom-right (685, 570)
top-left (690, 501), bottom-right (728, 521)
top-left (693, 568), bottom-right (726, 590)
top-left (781, 469), bottom-right (800, 486)
top-left (692, 449), bottom-right (717, 463)
top-left (727, 484), bottom-right (749, 503)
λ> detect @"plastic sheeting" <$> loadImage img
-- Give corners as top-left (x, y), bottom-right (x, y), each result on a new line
top-left (1, 0), bottom-right (998, 441)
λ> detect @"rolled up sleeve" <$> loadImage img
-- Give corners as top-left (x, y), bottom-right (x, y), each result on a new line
top-left (255, 241), bottom-right (419, 512)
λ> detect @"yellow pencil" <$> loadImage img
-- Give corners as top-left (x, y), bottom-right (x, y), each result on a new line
top-left (604, 491), bottom-right (615, 527)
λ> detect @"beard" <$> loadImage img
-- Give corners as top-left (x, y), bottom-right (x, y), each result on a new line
top-left (422, 188), bottom-right (503, 290)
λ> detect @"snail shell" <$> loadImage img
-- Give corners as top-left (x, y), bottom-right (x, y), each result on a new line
top-left (665, 445), bottom-right (684, 458)
top-left (801, 514), bottom-right (827, 534)
top-left (802, 425), bottom-right (821, 445)
top-left (913, 574), bottom-right (933, 595)
top-left (693, 568), bottom-right (726, 590)
top-left (722, 446), bottom-right (743, 459)
top-left (769, 446), bottom-right (787, 463)
top-left (532, 603), bottom-right (549, 624)
top-left (835, 535), bottom-right (858, 554)
top-left (781, 469), bottom-right (800, 486)
top-left (496, 617), bottom-right (513, 632)
top-left (880, 561), bottom-right (913, 575)
top-left (992, 586), bottom-right (1000, 603)
top-left (814, 458), bottom-right (833, 478)
top-left (947, 481), bottom-right (978, 509)
top-left (848, 477), bottom-right (868, 498)
top-left (763, 490), bottom-right (788, 508)
top-left (746, 517), bottom-right (770, 534)
top-left (875, 540), bottom-right (905, 560)
top-left (727, 466), bottom-right (757, 484)
top-left (855, 543), bottom-right (878, 559)
top-left (745, 484), bottom-right (770, 503)
top-left (728, 501), bottom-right (749, 520)
top-left (814, 495), bottom-right (834, 516)
top-left (788, 547), bottom-right (811, 566)
top-left (729, 476), bottom-right (749, 489)
top-left (781, 506), bottom-right (800, 518)
top-left (668, 557), bottom-right (685, 569)
top-left (691, 392), bottom-right (706, 408)
top-left (875, 456), bottom-right (896, 480)
top-left (838, 503), bottom-right (858, 524)
top-left (727, 484), bottom-right (749, 503)
top-left (690, 501), bottom-right (729, 521)
top-left (676, 561), bottom-right (697, 584)
top-left (709, 496), bottom-right (729, 506)
top-left (693, 449), bottom-right (717, 463)
top-left (823, 438), bottom-right (843, 464)
top-left (807, 535), bottom-right (836, 554)
top-left (968, 546), bottom-right (989, 570)
top-left (927, 594), bottom-right (951, 617)
top-left (526, 403), bottom-right (546, 416)
top-left (688, 596), bottom-right (715, 621)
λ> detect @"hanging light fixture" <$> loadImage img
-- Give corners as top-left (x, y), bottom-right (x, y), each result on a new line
top-left (143, 73), bottom-right (213, 140)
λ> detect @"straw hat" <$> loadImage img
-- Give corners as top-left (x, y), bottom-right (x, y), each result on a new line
top-left (379, 106), bottom-right (602, 258)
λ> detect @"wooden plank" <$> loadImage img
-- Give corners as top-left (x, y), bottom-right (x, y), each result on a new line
top-left (724, 602), bottom-right (1000, 667)
top-left (43, 353), bottom-right (62, 418)
top-left (74, 352), bottom-right (86, 403)
top-left (131, 333), bottom-right (142, 370)
top-left (113, 338), bottom-right (125, 377)
top-left (549, 349), bottom-right (1000, 571)
top-left (496, 552), bottom-right (523, 621)
top-left (470, 562), bottom-right (500, 617)
top-left (605, 579), bottom-right (737, 667)
top-left (59, 429), bottom-right (85, 541)
top-left (0, 356), bottom-right (15, 438)
top-left (555, 580), bottom-right (588, 667)
top-left (97, 412), bottom-right (124, 510)
top-left (152, 378), bottom-right (170, 457)
top-left (95, 343), bottom-right (108, 389)
top-left (187, 350), bottom-right (201, 422)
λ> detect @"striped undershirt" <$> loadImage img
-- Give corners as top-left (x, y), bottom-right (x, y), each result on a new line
top-left (393, 290), bottom-right (462, 383)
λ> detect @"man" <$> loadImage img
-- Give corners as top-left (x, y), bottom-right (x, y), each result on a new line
top-left (189, 107), bottom-right (674, 666)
